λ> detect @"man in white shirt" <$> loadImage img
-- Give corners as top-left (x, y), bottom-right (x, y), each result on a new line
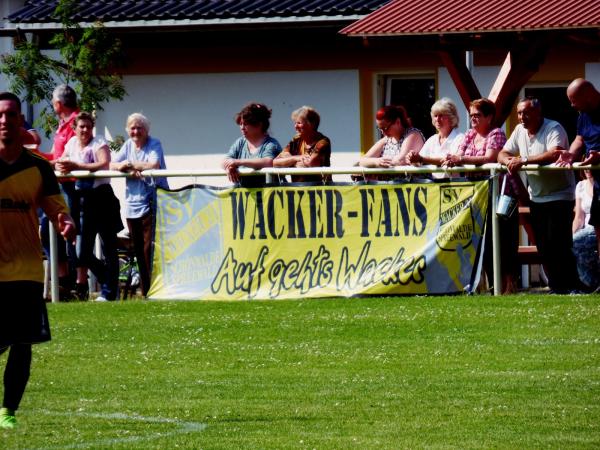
top-left (498, 97), bottom-right (581, 294)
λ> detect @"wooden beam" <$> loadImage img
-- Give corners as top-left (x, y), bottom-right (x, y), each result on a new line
top-left (438, 49), bottom-right (481, 110)
top-left (488, 38), bottom-right (548, 127)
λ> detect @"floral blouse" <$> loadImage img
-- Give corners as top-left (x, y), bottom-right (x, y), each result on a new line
top-left (458, 128), bottom-right (506, 157)
top-left (381, 127), bottom-right (425, 158)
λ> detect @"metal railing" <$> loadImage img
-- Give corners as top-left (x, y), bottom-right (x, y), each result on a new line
top-left (48, 163), bottom-right (592, 301)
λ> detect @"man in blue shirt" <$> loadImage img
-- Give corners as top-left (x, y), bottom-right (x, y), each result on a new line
top-left (558, 78), bottom-right (600, 257)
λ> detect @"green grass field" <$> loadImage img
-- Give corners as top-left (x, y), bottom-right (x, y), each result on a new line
top-left (2, 295), bottom-right (600, 449)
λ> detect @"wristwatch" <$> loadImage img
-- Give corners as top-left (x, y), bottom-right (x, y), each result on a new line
top-left (521, 156), bottom-right (528, 164)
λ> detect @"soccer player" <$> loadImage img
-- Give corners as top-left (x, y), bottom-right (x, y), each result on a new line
top-left (0, 92), bottom-right (75, 429)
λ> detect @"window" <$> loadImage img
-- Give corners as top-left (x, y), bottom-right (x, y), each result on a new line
top-left (523, 85), bottom-right (578, 143)
top-left (383, 75), bottom-right (436, 138)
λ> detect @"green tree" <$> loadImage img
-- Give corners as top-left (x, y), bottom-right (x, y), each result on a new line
top-left (0, 0), bottom-right (126, 137)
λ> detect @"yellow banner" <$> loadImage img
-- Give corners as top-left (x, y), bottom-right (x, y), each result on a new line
top-left (149, 180), bottom-right (488, 300)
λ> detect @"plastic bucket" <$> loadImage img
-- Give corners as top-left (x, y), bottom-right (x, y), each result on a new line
top-left (497, 194), bottom-right (517, 219)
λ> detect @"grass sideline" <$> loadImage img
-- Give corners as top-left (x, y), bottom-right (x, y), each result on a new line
top-left (2, 295), bottom-right (599, 449)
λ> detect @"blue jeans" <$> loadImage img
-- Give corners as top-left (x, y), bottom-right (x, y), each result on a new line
top-left (573, 227), bottom-right (599, 289)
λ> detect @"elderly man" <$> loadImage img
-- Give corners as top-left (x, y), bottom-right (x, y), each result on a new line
top-left (498, 97), bottom-right (581, 293)
top-left (0, 92), bottom-right (75, 428)
top-left (49, 84), bottom-right (79, 163)
top-left (43, 85), bottom-right (86, 298)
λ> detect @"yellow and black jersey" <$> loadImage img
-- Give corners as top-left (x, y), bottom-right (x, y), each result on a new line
top-left (0, 149), bottom-right (68, 282)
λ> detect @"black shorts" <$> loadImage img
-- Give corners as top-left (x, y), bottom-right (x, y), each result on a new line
top-left (0, 281), bottom-right (51, 347)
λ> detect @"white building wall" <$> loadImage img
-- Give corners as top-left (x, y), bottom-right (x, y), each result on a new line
top-left (86, 70), bottom-right (362, 188)
top-left (0, 38), bottom-right (11, 93)
top-left (586, 62), bottom-right (600, 89)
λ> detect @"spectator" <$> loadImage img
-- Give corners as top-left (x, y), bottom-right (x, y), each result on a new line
top-left (21, 119), bottom-right (42, 149)
top-left (111, 113), bottom-right (169, 297)
top-left (444, 98), bottom-right (516, 293)
top-left (49, 84), bottom-right (79, 163)
top-left (572, 170), bottom-right (599, 289)
top-left (498, 97), bottom-right (581, 294)
top-left (57, 112), bottom-right (122, 301)
top-left (223, 102), bottom-right (281, 187)
top-left (558, 79), bottom-right (600, 257)
top-left (0, 92), bottom-right (75, 429)
top-left (443, 98), bottom-right (505, 168)
top-left (274, 106), bottom-right (332, 183)
top-left (359, 105), bottom-right (425, 172)
top-left (407, 98), bottom-right (464, 178)
top-left (41, 84), bottom-right (81, 298)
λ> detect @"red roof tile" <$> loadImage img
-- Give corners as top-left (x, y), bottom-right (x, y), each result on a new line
top-left (341, 0), bottom-right (600, 36)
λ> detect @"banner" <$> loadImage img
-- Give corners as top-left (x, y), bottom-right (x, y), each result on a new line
top-left (149, 180), bottom-right (488, 300)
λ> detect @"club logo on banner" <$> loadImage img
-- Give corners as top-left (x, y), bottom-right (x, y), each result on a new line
top-left (149, 180), bottom-right (488, 300)
top-left (437, 185), bottom-right (475, 251)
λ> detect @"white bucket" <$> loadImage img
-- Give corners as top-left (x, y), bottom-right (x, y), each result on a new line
top-left (496, 176), bottom-right (517, 219)
top-left (497, 194), bottom-right (517, 219)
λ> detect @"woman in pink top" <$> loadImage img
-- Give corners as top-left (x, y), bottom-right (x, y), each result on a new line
top-left (443, 98), bottom-right (506, 167)
top-left (445, 98), bottom-right (516, 294)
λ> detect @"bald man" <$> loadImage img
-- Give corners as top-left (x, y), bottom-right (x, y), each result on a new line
top-left (558, 79), bottom-right (600, 259)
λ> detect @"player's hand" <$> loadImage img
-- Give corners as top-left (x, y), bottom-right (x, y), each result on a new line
top-left (58, 213), bottom-right (77, 243)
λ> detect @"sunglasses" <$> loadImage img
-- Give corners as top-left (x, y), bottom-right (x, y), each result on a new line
top-left (378, 122), bottom-right (393, 133)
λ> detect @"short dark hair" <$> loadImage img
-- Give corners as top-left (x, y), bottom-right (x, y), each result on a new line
top-left (235, 102), bottom-right (272, 133)
top-left (0, 92), bottom-right (22, 112)
top-left (73, 111), bottom-right (95, 128)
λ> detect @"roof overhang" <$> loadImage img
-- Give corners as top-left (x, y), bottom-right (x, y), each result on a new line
top-left (340, 0), bottom-right (600, 37)
top-left (2, 14), bottom-right (366, 33)
top-left (342, 25), bottom-right (600, 38)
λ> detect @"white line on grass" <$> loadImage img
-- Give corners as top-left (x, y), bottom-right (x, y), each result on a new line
top-left (30, 409), bottom-right (207, 449)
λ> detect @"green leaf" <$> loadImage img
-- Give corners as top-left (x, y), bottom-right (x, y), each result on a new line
top-left (0, 0), bottom-right (127, 137)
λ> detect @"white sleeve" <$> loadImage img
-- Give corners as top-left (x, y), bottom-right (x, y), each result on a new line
top-left (503, 127), bottom-right (521, 155)
top-left (545, 123), bottom-right (569, 150)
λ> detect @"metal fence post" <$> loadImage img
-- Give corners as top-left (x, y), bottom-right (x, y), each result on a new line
top-left (49, 221), bottom-right (60, 303)
top-left (491, 169), bottom-right (501, 296)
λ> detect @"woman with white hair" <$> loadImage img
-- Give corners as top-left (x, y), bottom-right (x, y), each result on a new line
top-left (407, 97), bottom-right (464, 177)
top-left (274, 106), bottom-right (331, 183)
top-left (111, 113), bottom-right (169, 297)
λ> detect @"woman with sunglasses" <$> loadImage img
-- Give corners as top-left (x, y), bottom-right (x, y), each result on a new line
top-left (358, 105), bottom-right (425, 172)
top-left (443, 98), bottom-right (518, 293)
top-left (442, 98), bottom-right (505, 168)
